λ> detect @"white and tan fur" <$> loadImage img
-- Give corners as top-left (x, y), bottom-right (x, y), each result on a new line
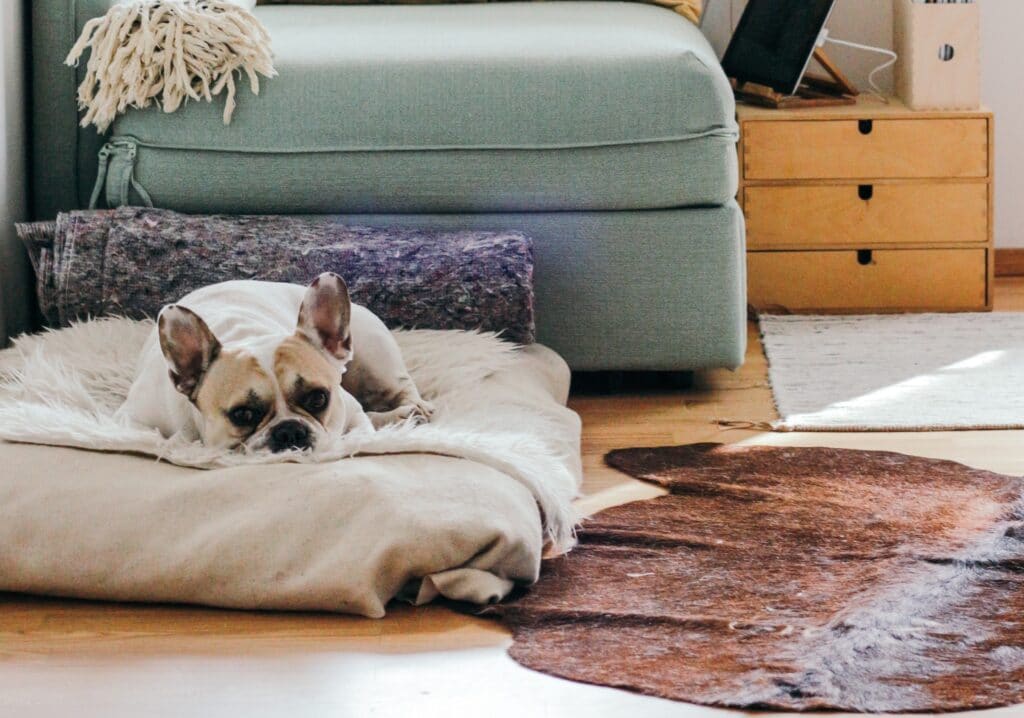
top-left (117, 273), bottom-right (432, 452)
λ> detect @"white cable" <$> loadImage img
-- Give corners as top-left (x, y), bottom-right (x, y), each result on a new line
top-left (823, 36), bottom-right (899, 102)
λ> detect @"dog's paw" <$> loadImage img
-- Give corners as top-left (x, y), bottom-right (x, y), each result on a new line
top-left (366, 400), bottom-right (434, 429)
top-left (411, 398), bottom-right (435, 421)
top-left (366, 404), bottom-right (417, 429)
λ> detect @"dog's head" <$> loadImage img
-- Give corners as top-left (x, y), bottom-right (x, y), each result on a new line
top-left (157, 273), bottom-right (355, 452)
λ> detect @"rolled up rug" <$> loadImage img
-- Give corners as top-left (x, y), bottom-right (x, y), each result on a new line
top-left (16, 207), bottom-right (536, 344)
top-left (66, 0), bottom-right (276, 132)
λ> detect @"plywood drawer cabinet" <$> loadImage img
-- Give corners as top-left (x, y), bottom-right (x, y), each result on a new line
top-left (748, 249), bottom-right (987, 312)
top-left (744, 183), bottom-right (989, 249)
top-left (743, 118), bottom-right (989, 180)
top-left (738, 98), bottom-right (994, 313)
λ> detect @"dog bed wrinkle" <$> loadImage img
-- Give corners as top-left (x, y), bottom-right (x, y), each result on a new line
top-left (495, 443), bottom-right (1024, 712)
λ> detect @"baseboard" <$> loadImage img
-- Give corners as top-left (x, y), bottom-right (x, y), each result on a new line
top-left (996, 249), bottom-right (1024, 277)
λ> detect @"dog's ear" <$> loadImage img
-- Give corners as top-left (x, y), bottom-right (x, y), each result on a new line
top-left (296, 272), bottom-right (352, 361)
top-left (158, 305), bottom-right (221, 401)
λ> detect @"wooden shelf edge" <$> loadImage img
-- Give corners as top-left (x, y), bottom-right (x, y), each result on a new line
top-left (744, 174), bottom-right (991, 183)
top-left (751, 305), bottom-right (993, 315)
top-left (747, 245), bottom-right (990, 252)
top-left (736, 97), bottom-right (992, 122)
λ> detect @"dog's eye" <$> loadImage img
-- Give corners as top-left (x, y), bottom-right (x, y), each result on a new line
top-left (227, 406), bottom-right (262, 427)
top-left (301, 389), bottom-right (329, 413)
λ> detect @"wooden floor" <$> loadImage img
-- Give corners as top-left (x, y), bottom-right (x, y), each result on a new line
top-left (6, 280), bottom-right (1024, 717)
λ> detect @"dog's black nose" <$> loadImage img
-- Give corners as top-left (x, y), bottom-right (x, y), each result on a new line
top-left (269, 420), bottom-right (311, 452)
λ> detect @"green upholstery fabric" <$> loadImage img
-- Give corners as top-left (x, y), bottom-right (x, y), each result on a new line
top-left (108, 2), bottom-right (738, 211)
top-left (34, 2), bottom-right (739, 216)
top-left (120, 3), bottom-right (735, 149)
top-left (104, 135), bottom-right (736, 213)
top-left (31, 0), bottom-right (119, 219)
top-left (302, 205), bottom-right (747, 371)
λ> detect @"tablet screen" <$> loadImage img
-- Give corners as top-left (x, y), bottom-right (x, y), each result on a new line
top-left (722, 0), bottom-right (836, 95)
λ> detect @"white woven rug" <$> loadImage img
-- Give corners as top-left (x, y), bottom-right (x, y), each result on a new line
top-left (760, 314), bottom-right (1024, 431)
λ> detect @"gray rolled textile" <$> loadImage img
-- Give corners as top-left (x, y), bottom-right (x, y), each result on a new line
top-left (16, 207), bottom-right (535, 343)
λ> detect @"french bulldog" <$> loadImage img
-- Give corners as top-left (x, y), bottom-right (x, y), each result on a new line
top-left (117, 273), bottom-right (432, 452)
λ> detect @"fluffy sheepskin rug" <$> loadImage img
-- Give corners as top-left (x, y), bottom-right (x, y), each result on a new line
top-left (0, 319), bottom-right (580, 551)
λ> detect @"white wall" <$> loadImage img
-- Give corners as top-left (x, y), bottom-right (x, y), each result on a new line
top-left (706, 0), bottom-right (1021, 247)
top-left (0, 0), bottom-right (29, 345)
top-left (980, 0), bottom-right (1024, 247)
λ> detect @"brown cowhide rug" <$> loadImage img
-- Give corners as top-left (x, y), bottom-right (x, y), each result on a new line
top-left (492, 443), bottom-right (1024, 712)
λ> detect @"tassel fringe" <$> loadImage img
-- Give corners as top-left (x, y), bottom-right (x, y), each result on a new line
top-left (65, 0), bottom-right (277, 132)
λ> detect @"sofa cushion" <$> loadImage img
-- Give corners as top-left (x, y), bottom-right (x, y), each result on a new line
top-left (256, 0), bottom-right (703, 25)
top-left (109, 1), bottom-right (738, 212)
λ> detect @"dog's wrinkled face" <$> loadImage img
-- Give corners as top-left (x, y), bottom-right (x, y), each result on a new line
top-left (158, 273), bottom-right (354, 452)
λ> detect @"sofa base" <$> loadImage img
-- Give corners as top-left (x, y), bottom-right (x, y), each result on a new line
top-left (311, 206), bottom-right (747, 371)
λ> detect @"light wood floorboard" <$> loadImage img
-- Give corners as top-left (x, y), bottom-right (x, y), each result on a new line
top-left (5, 280), bottom-right (1024, 717)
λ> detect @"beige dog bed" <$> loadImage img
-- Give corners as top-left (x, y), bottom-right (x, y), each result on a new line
top-left (0, 320), bottom-right (580, 617)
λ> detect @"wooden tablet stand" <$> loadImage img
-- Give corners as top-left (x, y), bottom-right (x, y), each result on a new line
top-left (732, 48), bottom-right (859, 109)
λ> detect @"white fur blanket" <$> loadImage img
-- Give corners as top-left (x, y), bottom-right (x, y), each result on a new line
top-left (0, 319), bottom-right (580, 552)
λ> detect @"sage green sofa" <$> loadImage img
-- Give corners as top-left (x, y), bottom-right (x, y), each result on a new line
top-left (28, 1), bottom-right (746, 370)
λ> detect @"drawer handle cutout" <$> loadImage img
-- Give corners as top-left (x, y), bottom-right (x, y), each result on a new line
top-left (858, 185), bottom-right (874, 201)
top-left (858, 120), bottom-right (873, 135)
top-left (857, 249), bottom-right (873, 266)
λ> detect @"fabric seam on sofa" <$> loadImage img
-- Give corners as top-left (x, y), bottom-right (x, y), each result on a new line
top-left (105, 128), bottom-right (739, 155)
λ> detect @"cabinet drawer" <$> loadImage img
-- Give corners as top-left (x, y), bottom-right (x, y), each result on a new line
top-left (743, 118), bottom-right (989, 180)
top-left (748, 249), bottom-right (987, 311)
top-left (744, 183), bottom-right (988, 249)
